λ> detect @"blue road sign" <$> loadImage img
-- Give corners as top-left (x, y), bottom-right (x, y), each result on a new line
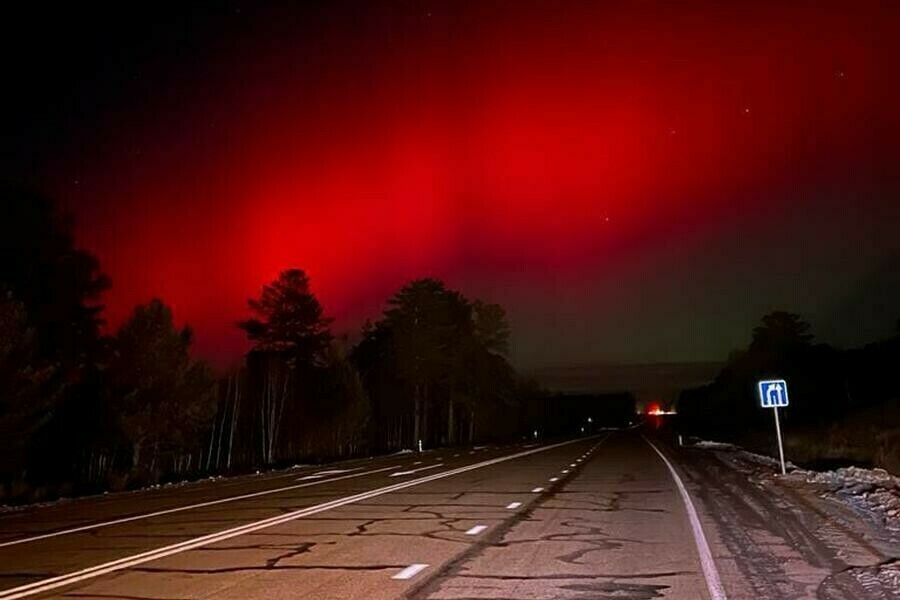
top-left (758, 379), bottom-right (789, 408)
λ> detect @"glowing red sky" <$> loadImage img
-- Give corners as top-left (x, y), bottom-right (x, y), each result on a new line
top-left (21, 2), bottom-right (899, 367)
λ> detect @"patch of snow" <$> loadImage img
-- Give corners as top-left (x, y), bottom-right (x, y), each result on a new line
top-left (693, 440), bottom-right (739, 450)
top-left (846, 559), bottom-right (900, 595)
top-left (786, 466), bottom-right (900, 533)
top-left (0, 497), bottom-right (70, 514)
top-left (690, 438), bottom-right (799, 471)
top-left (693, 438), bottom-right (900, 536)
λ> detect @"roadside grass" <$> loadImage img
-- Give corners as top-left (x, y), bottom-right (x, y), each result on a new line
top-left (737, 401), bottom-right (900, 474)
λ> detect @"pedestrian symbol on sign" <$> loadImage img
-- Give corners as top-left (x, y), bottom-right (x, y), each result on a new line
top-left (758, 379), bottom-right (789, 408)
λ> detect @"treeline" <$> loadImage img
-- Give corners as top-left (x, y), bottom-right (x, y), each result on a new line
top-left (206, 272), bottom-right (545, 472)
top-left (0, 186), bottom-right (548, 503)
top-left (677, 311), bottom-right (900, 471)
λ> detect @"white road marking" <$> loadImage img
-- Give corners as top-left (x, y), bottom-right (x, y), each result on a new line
top-left (643, 436), bottom-right (728, 600)
top-left (453, 453), bottom-right (460, 457)
top-left (569, 463), bottom-right (576, 467)
top-left (390, 464), bottom-right (441, 477)
top-left (0, 437), bottom-right (592, 599)
top-left (562, 470), bottom-right (569, 474)
top-left (315, 468), bottom-right (360, 475)
top-left (465, 525), bottom-right (488, 535)
top-left (297, 475), bottom-right (324, 480)
top-left (506, 501), bottom-right (522, 509)
top-left (549, 477), bottom-right (559, 482)
top-left (392, 563), bottom-right (429, 580)
top-left (413, 461), bottom-right (423, 465)
top-left (0, 466), bottom-right (398, 550)
top-left (531, 487), bottom-right (544, 493)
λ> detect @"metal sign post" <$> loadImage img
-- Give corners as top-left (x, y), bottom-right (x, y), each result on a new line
top-left (757, 379), bottom-right (789, 475)
top-left (771, 404), bottom-right (786, 475)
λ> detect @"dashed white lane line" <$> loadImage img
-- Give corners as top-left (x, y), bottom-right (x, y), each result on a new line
top-left (413, 461), bottom-right (423, 465)
top-left (570, 463), bottom-right (576, 467)
top-left (465, 525), bottom-right (488, 535)
top-left (562, 470), bottom-right (569, 474)
top-left (392, 563), bottom-right (429, 580)
top-left (643, 436), bottom-right (728, 600)
top-left (531, 487), bottom-right (544, 493)
top-left (506, 502), bottom-right (522, 509)
top-left (0, 466), bottom-right (399, 550)
top-left (0, 437), bottom-right (596, 599)
top-left (297, 475), bottom-right (324, 480)
top-left (549, 477), bottom-right (559, 482)
top-left (390, 464), bottom-right (441, 477)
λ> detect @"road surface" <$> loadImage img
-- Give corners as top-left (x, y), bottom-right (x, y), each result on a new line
top-left (0, 431), bottom-right (895, 599)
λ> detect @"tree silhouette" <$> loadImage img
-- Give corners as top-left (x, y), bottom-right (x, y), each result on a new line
top-left (750, 311), bottom-right (813, 354)
top-left (473, 300), bottom-right (511, 355)
top-left (0, 292), bottom-right (59, 484)
top-left (239, 269), bottom-right (332, 365)
top-left (383, 278), bottom-right (471, 445)
top-left (109, 299), bottom-right (215, 477)
top-left (0, 186), bottom-right (110, 495)
top-left (354, 278), bottom-right (520, 448)
top-left (0, 185), bottom-right (110, 368)
top-left (238, 270), bottom-right (333, 465)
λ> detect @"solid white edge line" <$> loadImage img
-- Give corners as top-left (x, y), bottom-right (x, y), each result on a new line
top-left (0, 466), bottom-right (398, 549)
top-left (643, 436), bottom-right (728, 600)
top-left (0, 437), bottom-right (596, 599)
top-left (392, 563), bottom-right (429, 580)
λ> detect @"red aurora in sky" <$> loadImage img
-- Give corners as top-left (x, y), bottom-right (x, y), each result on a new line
top-left (10, 1), bottom-right (898, 367)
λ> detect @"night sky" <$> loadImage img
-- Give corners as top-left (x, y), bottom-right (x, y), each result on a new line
top-left (3, 1), bottom-right (898, 369)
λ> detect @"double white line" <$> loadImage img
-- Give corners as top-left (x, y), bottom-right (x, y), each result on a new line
top-left (0, 437), bottom-right (590, 599)
top-left (0, 466), bottom-right (398, 549)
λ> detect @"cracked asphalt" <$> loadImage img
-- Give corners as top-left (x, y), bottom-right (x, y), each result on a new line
top-left (0, 431), bottom-right (896, 599)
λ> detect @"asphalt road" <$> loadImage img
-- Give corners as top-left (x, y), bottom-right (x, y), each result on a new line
top-left (0, 431), bottom-right (895, 599)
